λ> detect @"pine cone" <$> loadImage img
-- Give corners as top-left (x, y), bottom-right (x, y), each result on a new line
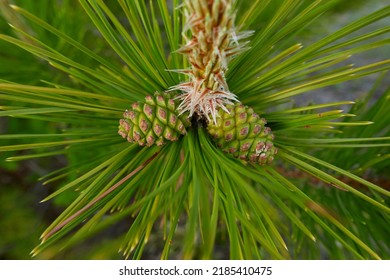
top-left (207, 103), bottom-right (277, 165)
top-left (118, 93), bottom-right (191, 146)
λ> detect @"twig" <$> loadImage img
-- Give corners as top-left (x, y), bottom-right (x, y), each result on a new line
top-left (41, 151), bottom-right (160, 241)
top-left (276, 166), bottom-right (390, 191)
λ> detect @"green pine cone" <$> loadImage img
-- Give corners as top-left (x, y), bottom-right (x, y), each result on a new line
top-left (207, 103), bottom-right (277, 165)
top-left (118, 93), bottom-right (191, 146)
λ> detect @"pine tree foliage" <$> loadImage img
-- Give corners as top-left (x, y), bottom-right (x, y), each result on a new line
top-left (0, 0), bottom-right (389, 259)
